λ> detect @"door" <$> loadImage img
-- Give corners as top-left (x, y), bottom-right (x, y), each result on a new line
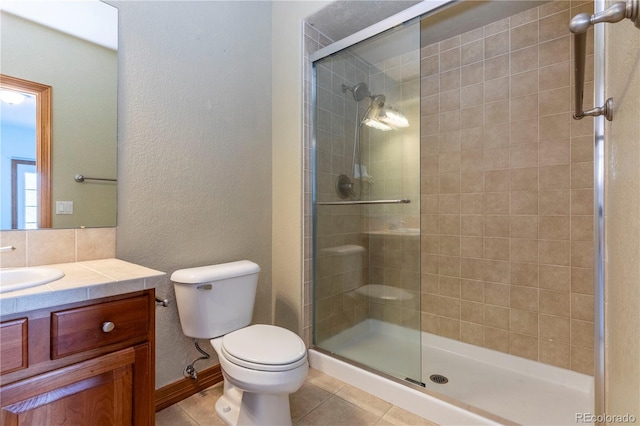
top-left (0, 348), bottom-right (135, 425)
top-left (313, 18), bottom-right (422, 383)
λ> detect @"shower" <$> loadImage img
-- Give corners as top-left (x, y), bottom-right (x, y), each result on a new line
top-left (310, 1), bottom-right (599, 424)
top-left (336, 82), bottom-right (407, 199)
top-left (343, 82), bottom-right (409, 130)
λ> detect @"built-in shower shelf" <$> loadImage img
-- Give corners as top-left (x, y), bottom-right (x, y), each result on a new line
top-left (366, 228), bottom-right (420, 237)
top-left (354, 284), bottom-right (413, 301)
top-left (320, 245), bottom-right (365, 255)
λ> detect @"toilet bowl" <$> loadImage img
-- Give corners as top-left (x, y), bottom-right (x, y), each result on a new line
top-left (211, 325), bottom-right (308, 425)
top-left (171, 261), bottom-right (308, 426)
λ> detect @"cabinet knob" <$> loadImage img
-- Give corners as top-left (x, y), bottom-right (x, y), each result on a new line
top-left (102, 321), bottom-right (115, 333)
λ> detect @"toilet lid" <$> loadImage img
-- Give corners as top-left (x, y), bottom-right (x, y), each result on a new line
top-left (221, 324), bottom-right (307, 371)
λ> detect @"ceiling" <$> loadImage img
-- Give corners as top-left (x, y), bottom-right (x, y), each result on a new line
top-left (306, 1), bottom-right (422, 43)
top-left (0, 0), bottom-right (117, 50)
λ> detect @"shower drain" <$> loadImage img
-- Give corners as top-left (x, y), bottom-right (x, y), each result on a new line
top-left (429, 374), bottom-right (449, 384)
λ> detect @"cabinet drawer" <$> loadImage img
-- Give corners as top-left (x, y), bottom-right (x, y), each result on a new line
top-left (0, 318), bottom-right (28, 374)
top-left (51, 295), bottom-right (149, 359)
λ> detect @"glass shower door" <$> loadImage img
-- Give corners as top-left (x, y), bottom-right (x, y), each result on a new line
top-left (312, 19), bottom-right (422, 384)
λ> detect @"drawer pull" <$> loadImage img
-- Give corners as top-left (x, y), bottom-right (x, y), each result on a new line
top-left (102, 321), bottom-right (115, 333)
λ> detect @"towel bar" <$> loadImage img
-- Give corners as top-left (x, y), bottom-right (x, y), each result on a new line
top-left (74, 174), bottom-right (117, 183)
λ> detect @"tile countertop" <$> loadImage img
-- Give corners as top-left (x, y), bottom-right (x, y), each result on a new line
top-left (1, 258), bottom-right (166, 316)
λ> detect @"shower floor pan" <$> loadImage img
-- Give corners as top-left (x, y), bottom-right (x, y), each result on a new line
top-left (314, 319), bottom-right (593, 425)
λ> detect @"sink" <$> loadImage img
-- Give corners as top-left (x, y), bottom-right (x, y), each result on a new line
top-left (0, 267), bottom-right (65, 294)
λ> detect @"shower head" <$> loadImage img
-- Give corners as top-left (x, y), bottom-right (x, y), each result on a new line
top-left (343, 83), bottom-right (407, 130)
top-left (342, 82), bottom-right (372, 102)
top-left (361, 95), bottom-right (385, 124)
top-left (360, 94), bottom-right (388, 129)
top-left (362, 95), bottom-right (409, 131)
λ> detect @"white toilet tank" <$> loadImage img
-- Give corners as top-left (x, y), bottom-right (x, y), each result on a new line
top-left (171, 260), bottom-right (260, 339)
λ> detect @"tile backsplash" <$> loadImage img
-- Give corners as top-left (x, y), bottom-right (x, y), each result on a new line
top-left (0, 228), bottom-right (116, 268)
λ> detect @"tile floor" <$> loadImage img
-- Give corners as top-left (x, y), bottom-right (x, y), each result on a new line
top-left (156, 368), bottom-right (437, 425)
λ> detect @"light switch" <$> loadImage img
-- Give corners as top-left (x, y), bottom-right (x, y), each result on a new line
top-left (56, 201), bottom-right (73, 215)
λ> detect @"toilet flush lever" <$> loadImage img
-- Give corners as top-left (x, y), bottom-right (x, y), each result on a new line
top-left (197, 284), bottom-right (212, 291)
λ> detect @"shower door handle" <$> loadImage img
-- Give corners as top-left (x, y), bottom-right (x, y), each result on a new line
top-left (569, 0), bottom-right (640, 121)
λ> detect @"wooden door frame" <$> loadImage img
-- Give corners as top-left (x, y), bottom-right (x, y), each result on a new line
top-left (1, 74), bottom-right (52, 228)
top-left (10, 159), bottom-right (36, 229)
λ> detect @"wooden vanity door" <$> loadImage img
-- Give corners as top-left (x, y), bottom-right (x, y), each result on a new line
top-left (0, 347), bottom-right (135, 426)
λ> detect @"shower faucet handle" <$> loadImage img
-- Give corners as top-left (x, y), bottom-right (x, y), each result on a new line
top-left (336, 174), bottom-right (356, 199)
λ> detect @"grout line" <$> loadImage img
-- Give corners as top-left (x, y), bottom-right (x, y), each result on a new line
top-left (294, 394), bottom-right (337, 425)
top-left (379, 403), bottom-right (395, 423)
top-left (332, 393), bottom-right (386, 423)
top-left (180, 406), bottom-right (203, 426)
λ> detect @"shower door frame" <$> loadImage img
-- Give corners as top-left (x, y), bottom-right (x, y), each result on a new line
top-left (309, 1), bottom-right (450, 64)
top-left (592, 0), bottom-right (606, 417)
top-left (308, 0), bottom-right (607, 418)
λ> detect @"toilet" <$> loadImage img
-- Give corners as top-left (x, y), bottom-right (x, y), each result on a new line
top-left (171, 260), bottom-right (308, 426)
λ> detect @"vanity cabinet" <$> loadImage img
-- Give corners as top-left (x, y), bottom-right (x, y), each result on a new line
top-left (0, 290), bottom-right (155, 425)
top-left (0, 319), bottom-right (27, 375)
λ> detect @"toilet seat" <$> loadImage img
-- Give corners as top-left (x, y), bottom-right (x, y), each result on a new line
top-left (221, 324), bottom-right (307, 372)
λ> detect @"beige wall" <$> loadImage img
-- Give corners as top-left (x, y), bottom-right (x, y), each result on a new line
top-left (114, 1), bottom-right (273, 388)
top-left (604, 13), bottom-right (640, 420)
top-left (272, 1), bottom-right (331, 342)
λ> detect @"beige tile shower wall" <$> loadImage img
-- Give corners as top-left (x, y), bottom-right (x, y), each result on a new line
top-left (313, 38), bottom-right (374, 342)
top-left (419, 0), bottom-right (595, 375)
top-left (0, 228), bottom-right (116, 267)
top-left (363, 51), bottom-right (422, 327)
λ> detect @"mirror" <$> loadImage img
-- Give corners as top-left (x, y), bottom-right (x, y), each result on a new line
top-left (0, 0), bottom-right (117, 230)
